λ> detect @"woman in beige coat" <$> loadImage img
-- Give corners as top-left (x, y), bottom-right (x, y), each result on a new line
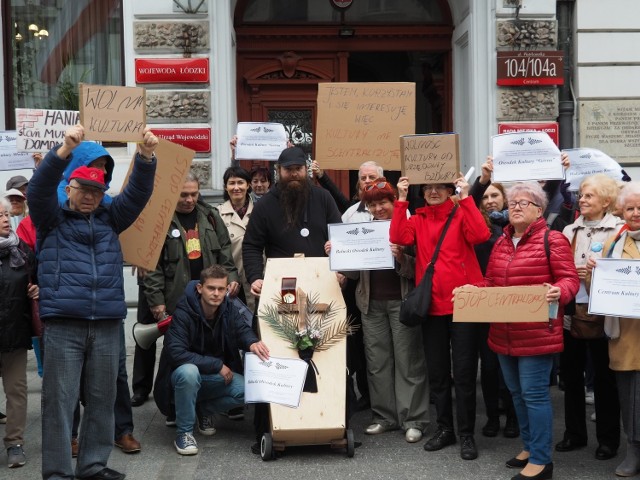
top-left (217, 166), bottom-right (255, 312)
top-left (589, 181), bottom-right (640, 477)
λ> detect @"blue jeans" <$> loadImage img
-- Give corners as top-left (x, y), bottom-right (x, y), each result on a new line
top-left (498, 354), bottom-right (554, 465)
top-left (114, 322), bottom-right (134, 439)
top-left (171, 363), bottom-right (245, 434)
top-left (42, 319), bottom-right (120, 480)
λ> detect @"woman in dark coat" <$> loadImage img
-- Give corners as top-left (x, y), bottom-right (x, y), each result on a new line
top-left (0, 197), bottom-right (38, 468)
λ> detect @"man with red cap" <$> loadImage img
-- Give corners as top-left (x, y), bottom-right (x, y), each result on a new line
top-left (28, 124), bottom-right (158, 480)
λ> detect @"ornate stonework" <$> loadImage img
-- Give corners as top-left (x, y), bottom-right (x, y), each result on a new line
top-left (146, 91), bottom-right (210, 123)
top-left (496, 20), bottom-right (557, 50)
top-left (133, 21), bottom-right (209, 53)
top-left (191, 160), bottom-right (211, 189)
top-left (497, 87), bottom-right (559, 121)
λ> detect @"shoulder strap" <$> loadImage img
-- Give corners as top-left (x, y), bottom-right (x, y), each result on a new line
top-left (430, 205), bottom-right (458, 266)
top-left (544, 228), bottom-right (550, 261)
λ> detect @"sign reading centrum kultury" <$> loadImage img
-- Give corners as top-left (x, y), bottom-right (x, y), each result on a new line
top-left (315, 82), bottom-right (415, 170)
top-left (79, 83), bottom-right (146, 142)
top-left (134, 58), bottom-right (210, 84)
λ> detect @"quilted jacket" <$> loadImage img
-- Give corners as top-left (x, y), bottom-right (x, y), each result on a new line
top-left (483, 217), bottom-right (579, 356)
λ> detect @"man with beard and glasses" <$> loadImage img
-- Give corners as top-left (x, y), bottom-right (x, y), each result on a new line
top-left (241, 146), bottom-right (342, 453)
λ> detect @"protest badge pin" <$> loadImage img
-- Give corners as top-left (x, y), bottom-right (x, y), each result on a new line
top-left (591, 242), bottom-right (603, 253)
top-left (300, 228), bottom-right (309, 238)
top-left (171, 229), bottom-right (180, 238)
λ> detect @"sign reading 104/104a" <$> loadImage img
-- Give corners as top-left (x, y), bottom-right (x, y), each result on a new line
top-left (497, 51), bottom-right (564, 86)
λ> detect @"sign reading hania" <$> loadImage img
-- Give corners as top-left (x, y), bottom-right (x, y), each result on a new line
top-left (497, 51), bottom-right (564, 86)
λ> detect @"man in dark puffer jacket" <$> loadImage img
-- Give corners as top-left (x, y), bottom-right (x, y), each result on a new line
top-left (29, 124), bottom-right (158, 480)
top-left (153, 265), bottom-right (269, 456)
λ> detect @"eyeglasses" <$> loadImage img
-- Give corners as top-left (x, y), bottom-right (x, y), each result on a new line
top-left (365, 182), bottom-right (390, 191)
top-left (507, 200), bottom-right (540, 209)
top-left (69, 185), bottom-right (104, 198)
top-left (422, 185), bottom-right (448, 193)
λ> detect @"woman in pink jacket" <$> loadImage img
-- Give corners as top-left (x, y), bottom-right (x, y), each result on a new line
top-left (390, 174), bottom-right (489, 461)
top-left (479, 182), bottom-right (579, 480)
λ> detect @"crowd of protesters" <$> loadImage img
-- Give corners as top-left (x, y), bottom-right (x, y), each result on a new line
top-left (1, 125), bottom-right (639, 480)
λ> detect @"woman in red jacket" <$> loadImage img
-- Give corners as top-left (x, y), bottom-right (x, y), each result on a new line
top-left (390, 174), bottom-right (490, 461)
top-left (478, 182), bottom-right (579, 480)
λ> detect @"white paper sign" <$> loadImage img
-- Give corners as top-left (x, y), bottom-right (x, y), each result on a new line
top-left (328, 220), bottom-right (394, 271)
top-left (491, 132), bottom-right (563, 183)
top-left (16, 108), bottom-right (80, 152)
top-left (244, 353), bottom-right (308, 408)
top-left (0, 131), bottom-right (34, 170)
top-left (589, 258), bottom-right (640, 318)
top-left (564, 148), bottom-right (624, 191)
top-left (235, 122), bottom-right (288, 161)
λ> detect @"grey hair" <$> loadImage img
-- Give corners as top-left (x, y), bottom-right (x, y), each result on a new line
top-left (184, 169), bottom-right (201, 186)
top-left (506, 181), bottom-right (548, 212)
top-left (617, 181), bottom-right (640, 208)
top-left (359, 161), bottom-right (383, 178)
top-left (0, 197), bottom-right (10, 212)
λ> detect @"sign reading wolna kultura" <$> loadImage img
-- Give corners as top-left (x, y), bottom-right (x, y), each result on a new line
top-left (79, 83), bottom-right (146, 142)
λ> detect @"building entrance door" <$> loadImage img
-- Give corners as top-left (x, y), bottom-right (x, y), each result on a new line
top-left (234, 1), bottom-right (454, 199)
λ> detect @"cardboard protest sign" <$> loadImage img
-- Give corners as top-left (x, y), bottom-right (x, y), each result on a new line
top-left (119, 139), bottom-right (194, 270)
top-left (79, 83), bottom-right (146, 142)
top-left (400, 133), bottom-right (459, 184)
top-left (0, 131), bottom-right (34, 170)
top-left (453, 285), bottom-right (548, 323)
top-left (315, 82), bottom-right (415, 170)
top-left (16, 108), bottom-right (79, 152)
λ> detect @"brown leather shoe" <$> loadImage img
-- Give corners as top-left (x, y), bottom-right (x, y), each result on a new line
top-left (114, 433), bottom-right (141, 454)
top-left (71, 437), bottom-right (79, 458)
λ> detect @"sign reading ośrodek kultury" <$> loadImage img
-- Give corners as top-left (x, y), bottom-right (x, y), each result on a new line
top-left (315, 82), bottom-right (415, 170)
top-left (79, 83), bottom-right (146, 142)
top-left (400, 133), bottom-right (460, 185)
top-left (16, 108), bottom-right (79, 152)
top-left (119, 138), bottom-right (194, 270)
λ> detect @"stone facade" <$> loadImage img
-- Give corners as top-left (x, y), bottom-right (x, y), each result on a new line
top-left (496, 20), bottom-right (557, 50)
top-left (133, 21), bottom-right (209, 53)
top-left (146, 90), bottom-right (211, 123)
top-left (497, 87), bottom-right (558, 121)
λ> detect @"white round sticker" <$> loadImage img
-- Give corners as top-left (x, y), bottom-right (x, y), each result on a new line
top-left (300, 228), bottom-right (309, 237)
top-left (171, 229), bottom-right (180, 238)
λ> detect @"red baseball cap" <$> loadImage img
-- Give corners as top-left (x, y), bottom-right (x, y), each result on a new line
top-left (69, 166), bottom-right (107, 191)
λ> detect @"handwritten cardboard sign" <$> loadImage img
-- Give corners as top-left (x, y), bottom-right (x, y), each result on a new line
top-left (315, 82), bottom-right (415, 170)
top-left (16, 108), bottom-right (80, 152)
top-left (453, 285), bottom-right (548, 323)
top-left (400, 133), bottom-right (460, 184)
top-left (119, 138), bottom-right (194, 270)
top-left (79, 83), bottom-right (146, 142)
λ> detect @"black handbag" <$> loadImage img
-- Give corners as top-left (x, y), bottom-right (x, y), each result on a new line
top-left (399, 205), bottom-right (458, 327)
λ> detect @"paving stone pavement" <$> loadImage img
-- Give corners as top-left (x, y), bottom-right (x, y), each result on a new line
top-left (0, 314), bottom-right (625, 479)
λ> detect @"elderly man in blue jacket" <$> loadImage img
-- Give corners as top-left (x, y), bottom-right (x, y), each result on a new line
top-left (29, 124), bottom-right (158, 480)
top-left (153, 264), bottom-right (270, 456)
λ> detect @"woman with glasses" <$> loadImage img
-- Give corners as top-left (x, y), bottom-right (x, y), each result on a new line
top-left (556, 174), bottom-right (623, 461)
top-left (389, 175), bottom-right (490, 460)
top-left (333, 178), bottom-right (429, 443)
top-left (588, 181), bottom-right (640, 477)
top-left (471, 181), bottom-right (579, 480)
